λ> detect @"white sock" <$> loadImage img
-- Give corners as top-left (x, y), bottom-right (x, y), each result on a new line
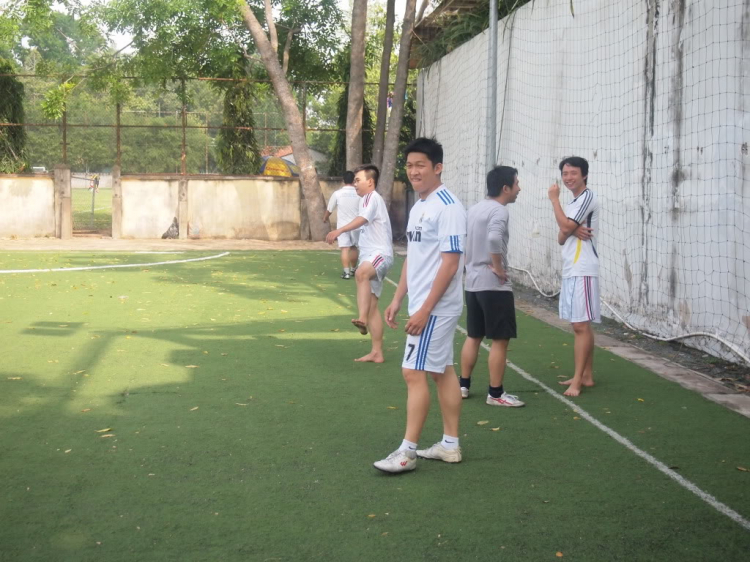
top-left (441, 434), bottom-right (459, 450)
top-left (399, 439), bottom-right (417, 452)
top-left (344, 267), bottom-right (351, 274)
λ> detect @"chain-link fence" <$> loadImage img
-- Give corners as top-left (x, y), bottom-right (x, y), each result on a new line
top-left (10, 75), bottom-right (400, 175)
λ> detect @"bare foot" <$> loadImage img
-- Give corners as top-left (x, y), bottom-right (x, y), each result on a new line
top-left (563, 385), bottom-right (582, 397)
top-left (559, 378), bottom-right (595, 387)
top-left (351, 319), bottom-right (368, 335)
top-left (355, 351), bottom-right (384, 363)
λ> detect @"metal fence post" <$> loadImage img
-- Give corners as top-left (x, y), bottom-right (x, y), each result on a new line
top-left (116, 102), bottom-right (122, 168)
top-left (62, 110), bottom-right (68, 165)
top-left (181, 79), bottom-right (187, 175)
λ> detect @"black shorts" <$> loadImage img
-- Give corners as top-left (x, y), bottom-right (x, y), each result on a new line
top-left (465, 290), bottom-right (517, 340)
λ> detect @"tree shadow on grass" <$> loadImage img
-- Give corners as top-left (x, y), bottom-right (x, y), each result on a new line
top-left (0, 312), bottom-right (409, 561)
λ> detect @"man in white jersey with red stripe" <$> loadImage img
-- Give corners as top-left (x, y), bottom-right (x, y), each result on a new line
top-left (326, 164), bottom-right (393, 363)
top-left (375, 138), bottom-right (467, 473)
top-left (323, 170), bottom-right (360, 279)
top-left (548, 156), bottom-right (600, 397)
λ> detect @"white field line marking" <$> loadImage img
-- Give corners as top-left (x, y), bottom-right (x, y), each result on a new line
top-left (384, 276), bottom-right (750, 531)
top-left (0, 252), bottom-right (230, 274)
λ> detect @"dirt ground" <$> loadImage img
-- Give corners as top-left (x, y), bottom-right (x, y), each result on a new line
top-left (1, 236), bottom-right (747, 394)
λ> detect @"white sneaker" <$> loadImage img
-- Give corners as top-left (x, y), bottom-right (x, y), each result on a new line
top-left (486, 392), bottom-right (525, 407)
top-left (373, 449), bottom-right (417, 473)
top-left (460, 386), bottom-right (470, 399)
top-left (416, 442), bottom-right (462, 463)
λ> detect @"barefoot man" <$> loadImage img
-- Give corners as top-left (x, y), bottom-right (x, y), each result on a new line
top-left (548, 156), bottom-right (601, 397)
top-left (326, 164), bottom-right (393, 363)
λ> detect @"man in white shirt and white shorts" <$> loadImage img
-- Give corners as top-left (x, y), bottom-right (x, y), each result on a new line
top-left (548, 156), bottom-right (600, 397)
top-left (374, 137), bottom-right (467, 474)
top-left (326, 165), bottom-right (393, 363)
top-left (324, 171), bottom-right (361, 279)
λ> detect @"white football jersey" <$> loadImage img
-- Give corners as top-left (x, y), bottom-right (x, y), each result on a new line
top-left (357, 190), bottom-right (393, 258)
top-left (405, 185), bottom-right (466, 317)
top-left (561, 188), bottom-right (600, 278)
top-left (327, 185), bottom-right (360, 228)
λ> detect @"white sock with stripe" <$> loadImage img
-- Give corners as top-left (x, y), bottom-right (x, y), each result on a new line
top-left (441, 434), bottom-right (459, 450)
top-left (399, 439), bottom-right (417, 452)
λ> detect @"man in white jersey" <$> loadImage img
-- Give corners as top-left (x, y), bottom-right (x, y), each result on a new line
top-left (548, 156), bottom-right (600, 397)
top-left (326, 164), bottom-right (393, 363)
top-left (374, 138), bottom-right (466, 473)
top-left (323, 171), bottom-right (360, 279)
top-left (460, 166), bottom-right (525, 407)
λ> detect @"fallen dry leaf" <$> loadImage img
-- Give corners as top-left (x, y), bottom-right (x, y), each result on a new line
top-left (367, 514), bottom-right (377, 519)
top-left (637, 398), bottom-right (645, 402)
top-left (236, 403), bottom-right (248, 406)
top-left (556, 552), bottom-right (563, 558)
top-left (7, 377), bottom-right (22, 380)
top-left (491, 427), bottom-right (501, 431)
top-left (95, 428), bottom-right (112, 433)
top-left (477, 420), bottom-right (489, 426)
top-left (81, 409), bottom-right (91, 413)
top-left (185, 365), bottom-right (199, 368)
top-left (100, 434), bottom-right (115, 439)
top-left (64, 449), bottom-right (72, 453)
top-left (387, 406), bottom-right (398, 410)
top-left (190, 407), bottom-right (199, 411)
top-left (737, 466), bottom-right (748, 472)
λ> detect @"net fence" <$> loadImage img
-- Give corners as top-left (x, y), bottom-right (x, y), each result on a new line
top-left (417, 0), bottom-right (749, 364)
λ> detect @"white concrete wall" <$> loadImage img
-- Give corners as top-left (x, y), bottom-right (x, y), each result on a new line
top-left (188, 178), bottom-right (301, 240)
top-left (0, 176), bottom-right (55, 238)
top-left (120, 178), bottom-right (180, 238)
top-left (418, 0), bottom-right (750, 362)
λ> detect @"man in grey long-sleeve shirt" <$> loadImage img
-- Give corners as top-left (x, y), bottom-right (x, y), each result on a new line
top-left (459, 166), bottom-right (525, 407)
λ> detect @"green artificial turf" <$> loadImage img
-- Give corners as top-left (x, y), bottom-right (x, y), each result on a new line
top-left (1, 251), bottom-right (749, 561)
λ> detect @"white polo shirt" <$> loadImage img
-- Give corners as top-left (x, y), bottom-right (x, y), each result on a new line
top-left (405, 185), bottom-right (466, 317)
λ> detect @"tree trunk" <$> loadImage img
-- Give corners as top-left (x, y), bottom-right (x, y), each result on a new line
top-left (416, 0), bottom-right (429, 23)
top-left (239, 2), bottom-right (329, 241)
top-left (346, 0), bottom-right (368, 170)
top-left (378, 0), bottom-right (417, 207)
top-left (371, 0), bottom-right (395, 169)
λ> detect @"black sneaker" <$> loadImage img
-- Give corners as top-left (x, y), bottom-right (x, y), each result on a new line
top-left (341, 271), bottom-right (351, 279)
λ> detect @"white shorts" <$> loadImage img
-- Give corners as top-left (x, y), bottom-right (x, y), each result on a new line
top-left (559, 276), bottom-right (601, 323)
top-left (337, 228), bottom-right (360, 248)
top-left (402, 315), bottom-right (460, 373)
top-left (359, 252), bottom-right (393, 298)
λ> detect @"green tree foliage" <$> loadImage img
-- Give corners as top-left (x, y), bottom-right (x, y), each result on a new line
top-left (14, 11), bottom-right (106, 69)
top-left (0, 57), bottom-right (29, 173)
top-left (415, 0), bottom-right (534, 67)
top-left (215, 81), bottom-right (262, 175)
